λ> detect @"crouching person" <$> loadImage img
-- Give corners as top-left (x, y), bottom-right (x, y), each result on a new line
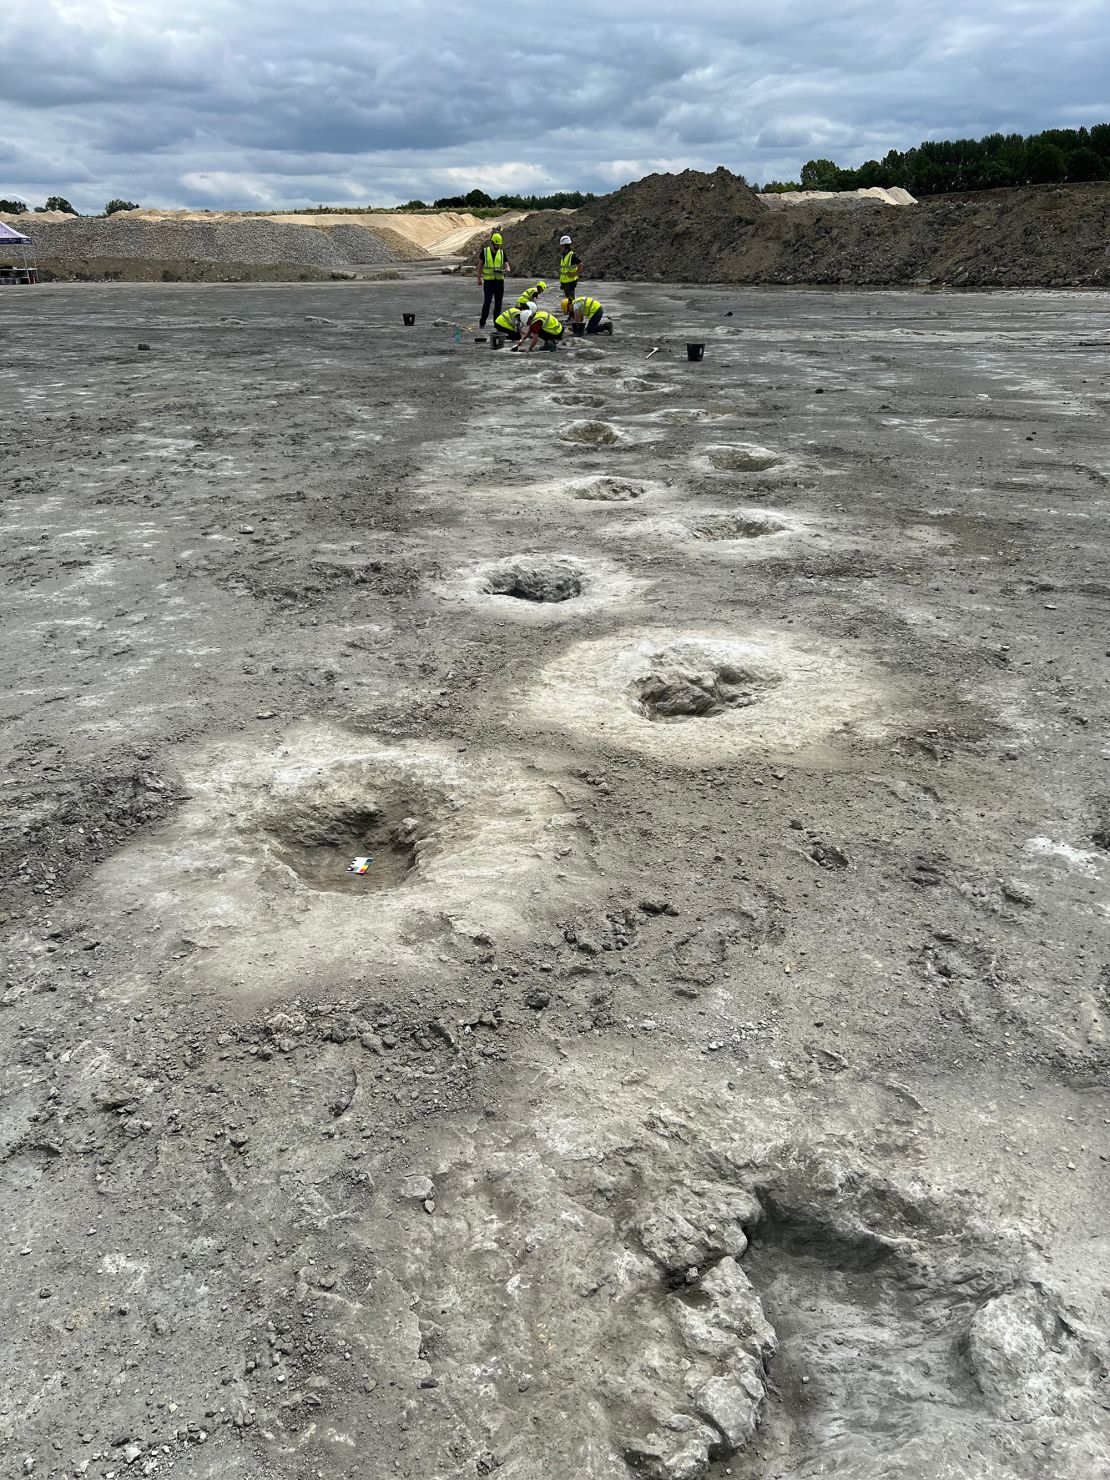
top-left (515, 306), bottom-right (565, 352)
top-left (563, 293), bottom-right (612, 335)
top-left (516, 279), bottom-right (548, 309)
top-left (494, 305), bottom-right (527, 341)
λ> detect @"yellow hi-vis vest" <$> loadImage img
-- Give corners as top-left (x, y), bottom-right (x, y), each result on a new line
top-left (531, 309), bottom-right (564, 337)
top-left (559, 249), bottom-right (579, 286)
top-left (573, 295), bottom-right (602, 320)
top-left (494, 307), bottom-right (523, 332)
top-left (482, 246), bottom-right (505, 281)
top-left (517, 283), bottom-right (544, 307)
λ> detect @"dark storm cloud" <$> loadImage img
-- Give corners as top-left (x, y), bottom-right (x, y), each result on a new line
top-left (3, 0), bottom-right (1107, 210)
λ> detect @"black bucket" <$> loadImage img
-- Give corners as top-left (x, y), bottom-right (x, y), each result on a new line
top-left (686, 342), bottom-right (705, 362)
top-left (571, 321), bottom-right (586, 337)
top-left (402, 312), bottom-right (416, 326)
top-left (490, 333), bottom-right (505, 350)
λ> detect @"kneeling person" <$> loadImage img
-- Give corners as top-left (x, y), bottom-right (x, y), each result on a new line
top-left (564, 294), bottom-right (612, 334)
top-left (516, 306), bottom-right (565, 352)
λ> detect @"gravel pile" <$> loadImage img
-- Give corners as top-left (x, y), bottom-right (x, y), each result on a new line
top-left (15, 216), bottom-right (415, 269)
top-left (324, 222), bottom-right (425, 264)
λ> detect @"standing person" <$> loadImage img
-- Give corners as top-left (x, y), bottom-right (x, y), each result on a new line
top-left (562, 292), bottom-right (612, 335)
top-left (514, 305), bottom-right (565, 352)
top-left (476, 231), bottom-right (510, 329)
top-left (558, 234), bottom-right (582, 301)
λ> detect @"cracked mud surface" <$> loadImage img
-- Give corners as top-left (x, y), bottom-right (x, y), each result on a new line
top-left (1, 281), bottom-right (1108, 1480)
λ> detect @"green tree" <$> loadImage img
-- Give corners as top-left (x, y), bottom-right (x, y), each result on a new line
top-left (0, 197), bottom-right (29, 214)
top-left (104, 198), bottom-right (140, 215)
top-left (41, 195), bottom-right (76, 213)
top-left (879, 150), bottom-right (907, 187)
top-left (1025, 139), bottom-right (1067, 183)
top-left (1066, 147), bottom-right (1107, 181)
top-left (800, 158), bottom-right (841, 191)
top-left (853, 159), bottom-right (885, 188)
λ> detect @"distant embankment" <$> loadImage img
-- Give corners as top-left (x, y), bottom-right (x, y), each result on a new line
top-left (9, 180), bottom-right (1109, 287)
top-left (0, 215), bottom-right (425, 279)
top-left (0, 208), bottom-right (533, 281)
top-left (503, 170), bottom-right (1110, 288)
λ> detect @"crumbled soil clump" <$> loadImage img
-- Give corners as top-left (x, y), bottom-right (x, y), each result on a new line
top-left (484, 560), bottom-right (584, 603)
top-left (636, 659), bottom-right (776, 720)
top-left (572, 477), bottom-right (645, 502)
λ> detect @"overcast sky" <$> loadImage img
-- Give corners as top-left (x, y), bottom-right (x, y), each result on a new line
top-left (3, 0), bottom-right (1108, 210)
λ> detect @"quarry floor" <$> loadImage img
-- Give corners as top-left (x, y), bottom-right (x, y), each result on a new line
top-left (1, 281), bottom-right (1108, 1480)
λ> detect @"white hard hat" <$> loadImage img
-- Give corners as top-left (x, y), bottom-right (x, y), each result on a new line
top-left (519, 305), bottom-right (534, 323)
top-left (560, 235), bottom-right (572, 245)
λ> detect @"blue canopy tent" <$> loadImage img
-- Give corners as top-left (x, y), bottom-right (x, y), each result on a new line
top-left (0, 220), bottom-right (37, 284)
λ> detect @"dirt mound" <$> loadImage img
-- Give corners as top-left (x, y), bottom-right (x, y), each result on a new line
top-left (754, 181), bottom-right (1110, 287)
top-left (506, 168), bottom-right (766, 282)
top-left (505, 169), bottom-right (1110, 287)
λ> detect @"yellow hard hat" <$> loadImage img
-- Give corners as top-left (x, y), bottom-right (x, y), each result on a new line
top-left (560, 297), bottom-right (571, 312)
top-left (491, 232), bottom-right (503, 244)
top-left (536, 280), bottom-right (546, 291)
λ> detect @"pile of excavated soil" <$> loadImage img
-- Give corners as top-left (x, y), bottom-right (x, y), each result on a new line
top-left (506, 170), bottom-right (766, 283)
top-left (753, 181), bottom-right (1110, 287)
top-left (504, 169), bottom-right (1110, 287)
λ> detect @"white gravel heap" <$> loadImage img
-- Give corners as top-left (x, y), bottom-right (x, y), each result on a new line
top-left (18, 216), bottom-right (407, 268)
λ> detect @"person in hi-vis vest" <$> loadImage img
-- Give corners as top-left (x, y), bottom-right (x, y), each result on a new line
top-left (476, 231), bottom-right (511, 328)
top-left (513, 305), bottom-right (565, 353)
top-left (563, 293), bottom-right (612, 335)
top-left (493, 304), bottom-right (527, 341)
top-left (558, 234), bottom-right (582, 299)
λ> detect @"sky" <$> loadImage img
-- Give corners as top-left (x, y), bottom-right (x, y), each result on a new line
top-left (3, 0), bottom-right (1108, 211)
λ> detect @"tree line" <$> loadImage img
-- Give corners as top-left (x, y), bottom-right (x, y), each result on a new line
top-left (0, 196), bottom-right (139, 216)
top-left (0, 189), bottom-right (597, 217)
top-left (402, 189), bottom-right (597, 211)
top-left (761, 123), bottom-right (1110, 195)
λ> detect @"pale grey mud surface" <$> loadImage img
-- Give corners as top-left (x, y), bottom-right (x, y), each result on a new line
top-left (1, 281), bottom-right (1109, 1480)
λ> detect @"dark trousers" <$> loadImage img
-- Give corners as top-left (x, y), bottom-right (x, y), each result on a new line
top-left (585, 308), bottom-right (604, 333)
top-left (480, 280), bottom-right (504, 325)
